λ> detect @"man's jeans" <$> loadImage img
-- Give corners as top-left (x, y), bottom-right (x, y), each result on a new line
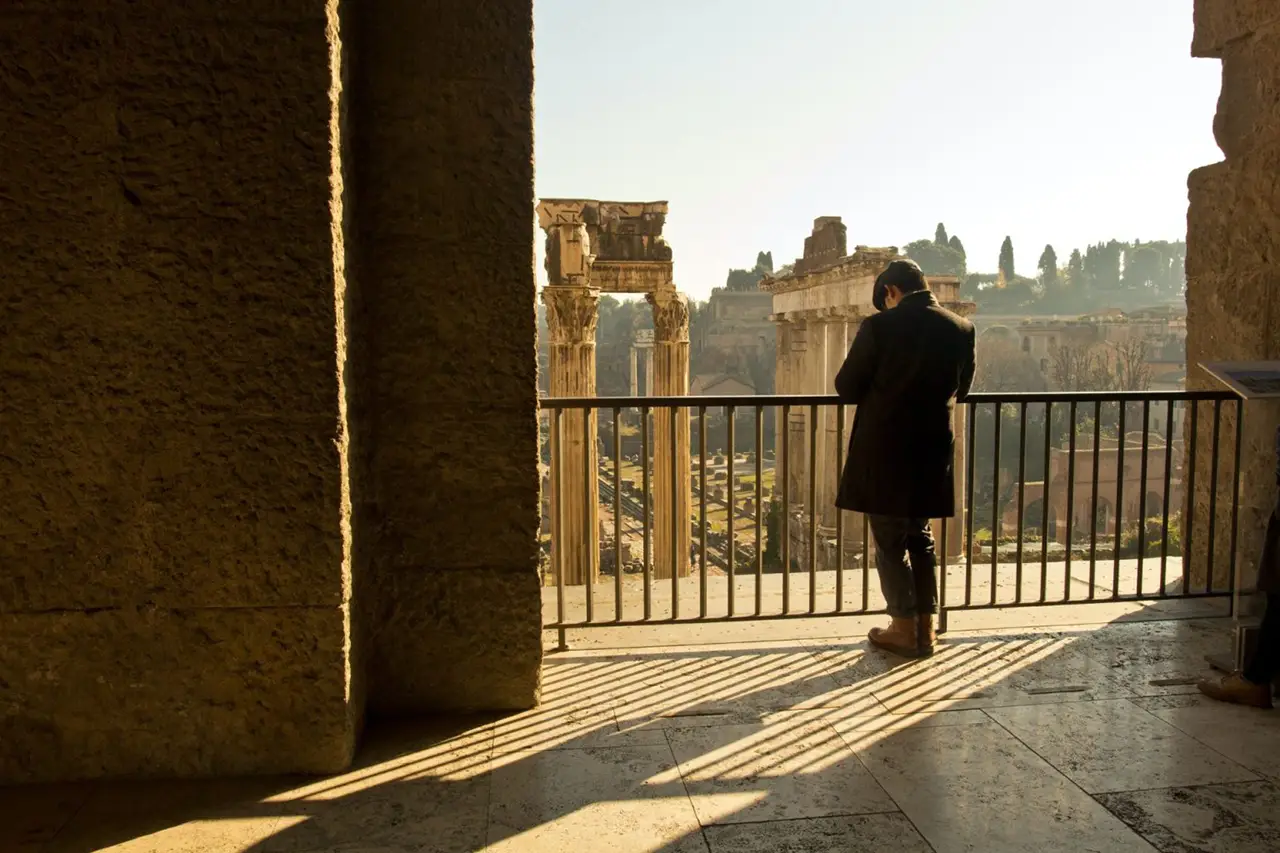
top-left (868, 515), bottom-right (938, 618)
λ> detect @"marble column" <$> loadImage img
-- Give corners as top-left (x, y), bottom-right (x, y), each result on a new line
top-left (787, 320), bottom-right (809, 515)
top-left (644, 349), bottom-right (655, 396)
top-left (821, 312), bottom-right (849, 531)
top-left (630, 347), bottom-right (639, 396)
top-left (543, 286), bottom-right (601, 587)
top-left (648, 290), bottom-right (692, 580)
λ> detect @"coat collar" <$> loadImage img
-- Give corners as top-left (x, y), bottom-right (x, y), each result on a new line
top-left (896, 289), bottom-right (938, 310)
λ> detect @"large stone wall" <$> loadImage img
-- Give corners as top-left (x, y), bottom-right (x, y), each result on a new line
top-left (345, 0), bottom-right (542, 713)
top-left (0, 2), bottom-right (357, 780)
top-left (1, 0), bottom-right (542, 781)
top-left (1186, 0), bottom-right (1280, 591)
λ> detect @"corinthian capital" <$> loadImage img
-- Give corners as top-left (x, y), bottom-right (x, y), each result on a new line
top-left (542, 287), bottom-right (600, 346)
top-left (647, 290), bottom-right (690, 343)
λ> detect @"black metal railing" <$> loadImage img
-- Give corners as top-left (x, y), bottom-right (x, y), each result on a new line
top-left (539, 390), bottom-right (1243, 646)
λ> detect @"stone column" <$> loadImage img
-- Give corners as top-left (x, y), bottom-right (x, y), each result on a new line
top-left (648, 290), bottom-right (692, 580)
top-left (543, 286), bottom-right (601, 587)
top-left (787, 320), bottom-right (810, 513)
top-left (630, 347), bottom-right (639, 396)
top-left (644, 348), bottom-right (655, 396)
top-left (821, 312), bottom-right (849, 531)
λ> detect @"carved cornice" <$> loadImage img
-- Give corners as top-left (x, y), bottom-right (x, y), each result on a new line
top-left (542, 287), bottom-right (600, 346)
top-left (647, 290), bottom-right (690, 343)
top-left (760, 246), bottom-right (901, 295)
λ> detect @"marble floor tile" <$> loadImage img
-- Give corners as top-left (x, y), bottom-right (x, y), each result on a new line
top-left (704, 813), bottom-right (934, 853)
top-left (1135, 694), bottom-right (1280, 780)
top-left (1097, 780), bottom-right (1280, 852)
top-left (988, 699), bottom-right (1258, 793)
top-left (489, 702), bottom-right (666, 755)
top-left (858, 720), bottom-right (1156, 852)
top-left (665, 720), bottom-right (895, 825)
top-left (486, 744), bottom-right (705, 853)
top-left (869, 637), bottom-right (1137, 713)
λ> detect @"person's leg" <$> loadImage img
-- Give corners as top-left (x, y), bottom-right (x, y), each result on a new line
top-left (1199, 592), bottom-right (1279, 709)
top-left (868, 515), bottom-right (915, 618)
top-left (904, 518), bottom-right (939, 616)
top-left (904, 518), bottom-right (939, 653)
top-left (1243, 592), bottom-right (1280, 684)
top-left (867, 515), bottom-right (925, 656)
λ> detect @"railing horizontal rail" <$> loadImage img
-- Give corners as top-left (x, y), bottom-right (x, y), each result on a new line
top-left (539, 390), bottom-right (1241, 409)
top-left (539, 389), bottom-right (1244, 644)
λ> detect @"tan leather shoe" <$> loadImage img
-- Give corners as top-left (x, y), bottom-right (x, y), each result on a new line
top-left (1197, 673), bottom-right (1273, 709)
top-left (917, 614), bottom-right (937, 658)
top-left (869, 617), bottom-right (920, 657)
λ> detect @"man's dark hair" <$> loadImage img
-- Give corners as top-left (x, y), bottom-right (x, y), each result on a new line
top-left (872, 259), bottom-right (929, 312)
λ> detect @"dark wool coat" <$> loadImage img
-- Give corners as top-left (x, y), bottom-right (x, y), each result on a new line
top-left (1256, 426), bottom-right (1280, 593)
top-left (834, 290), bottom-right (976, 519)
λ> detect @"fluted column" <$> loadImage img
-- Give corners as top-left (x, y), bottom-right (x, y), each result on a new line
top-left (648, 290), bottom-right (692, 580)
top-left (787, 320), bottom-right (809, 514)
top-left (630, 347), bottom-right (639, 396)
top-left (644, 349), bottom-right (654, 396)
top-left (543, 286), bottom-right (601, 586)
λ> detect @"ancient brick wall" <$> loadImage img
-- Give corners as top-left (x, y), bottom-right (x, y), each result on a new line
top-left (1186, 0), bottom-right (1280, 590)
top-left (343, 0), bottom-right (542, 713)
top-left (0, 1), bottom-right (357, 780)
top-left (0, 0), bottom-right (543, 781)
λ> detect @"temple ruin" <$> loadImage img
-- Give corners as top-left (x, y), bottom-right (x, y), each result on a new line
top-left (538, 200), bottom-right (692, 584)
top-left (762, 217), bottom-right (976, 566)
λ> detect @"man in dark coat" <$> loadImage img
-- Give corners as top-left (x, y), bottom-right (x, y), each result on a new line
top-left (835, 259), bottom-right (976, 657)
top-left (1199, 424), bottom-right (1280, 708)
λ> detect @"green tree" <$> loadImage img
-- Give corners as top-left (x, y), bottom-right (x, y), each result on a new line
top-left (935, 223), bottom-right (950, 246)
top-left (1122, 244), bottom-right (1163, 292)
top-left (949, 235), bottom-right (966, 260)
top-left (1066, 249), bottom-right (1086, 291)
top-left (999, 236), bottom-right (1015, 283)
top-left (904, 238), bottom-right (967, 278)
top-left (755, 251), bottom-right (774, 274)
top-left (1038, 244), bottom-right (1060, 294)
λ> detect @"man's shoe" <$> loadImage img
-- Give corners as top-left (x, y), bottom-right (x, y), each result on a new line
top-left (917, 615), bottom-right (937, 658)
top-left (1197, 673), bottom-right (1273, 709)
top-left (869, 617), bottom-right (921, 657)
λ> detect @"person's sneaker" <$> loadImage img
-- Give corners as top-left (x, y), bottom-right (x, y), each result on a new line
top-left (1197, 673), bottom-right (1274, 709)
top-left (869, 616), bottom-right (922, 658)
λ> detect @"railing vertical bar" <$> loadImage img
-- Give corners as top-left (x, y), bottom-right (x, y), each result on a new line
top-left (939, 515), bottom-right (949, 634)
top-left (862, 512), bottom-right (870, 612)
top-left (1206, 399), bottom-right (1223, 595)
top-left (698, 406), bottom-right (708, 620)
top-left (965, 401), bottom-right (977, 607)
top-left (553, 408), bottom-right (566, 635)
top-left (1112, 400), bottom-right (1127, 600)
top-left (1064, 401), bottom-right (1078, 602)
top-left (1087, 400), bottom-right (1102, 600)
top-left (641, 405), bottom-right (652, 621)
top-left (990, 400), bottom-right (1003, 606)
top-left (782, 404), bottom-right (791, 615)
top-left (1137, 401), bottom-right (1151, 598)
top-left (1160, 400), bottom-right (1175, 596)
top-left (755, 405), bottom-right (764, 617)
top-left (613, 407), bottom-right (623, 622)
top-left (808, 404), bottom-right (819, 614)
top-left (670, 406), bottom-right (680, 620)
top-left (1229, 400), bottom-right (1244, 611)
top-left (727, 405), bottom-right (737, 618)
top-left (1184, 401), bottom-right (1199, 596)
top-left (1040, 401), bottom-right (1052, 603)
top-left (584, 404), bottom-right (594, 624)
top-left (836, 403), bottom-right (846, 613)
top-left (1015, 401), bottom-right (1028, 605)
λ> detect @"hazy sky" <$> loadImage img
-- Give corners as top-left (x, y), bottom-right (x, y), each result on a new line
top-left (533, 0), bottom-right (1223, 300)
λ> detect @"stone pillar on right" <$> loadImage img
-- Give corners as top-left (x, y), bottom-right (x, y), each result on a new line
top-left (1186, 2), bottom-right (1280, 595)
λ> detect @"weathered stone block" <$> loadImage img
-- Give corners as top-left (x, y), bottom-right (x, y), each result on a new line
top-left (0, 605), bottom-right (356, 783)
top-left (0, 418), bottom-right (346, 612)
top-left (368, 569), bottom-right (541, 713)
top-left (1194, 0), bottom-right (1280, 58)
top-left (1214, 31), bottom-right (1280, 158)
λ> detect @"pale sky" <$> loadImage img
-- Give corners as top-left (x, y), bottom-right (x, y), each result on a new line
top-left (533, 0), bottom-right (1223, 300)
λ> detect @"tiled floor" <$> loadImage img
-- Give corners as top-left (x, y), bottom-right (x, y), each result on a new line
top-left (7, 616), bottom-right (1280, 853)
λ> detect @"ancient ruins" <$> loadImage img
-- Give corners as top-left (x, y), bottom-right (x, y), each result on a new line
top-left (538, 200), bottom-right (692, 584)
top-left (762, 217), bottom-right (976, 566)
